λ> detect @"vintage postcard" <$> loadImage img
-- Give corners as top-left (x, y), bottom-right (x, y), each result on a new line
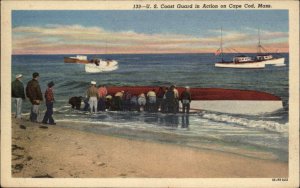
top-left (1, 0), bottom-right (299, 187)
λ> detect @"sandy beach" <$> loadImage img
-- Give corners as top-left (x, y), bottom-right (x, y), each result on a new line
top-left (11, 118), bottom-right (288, 178)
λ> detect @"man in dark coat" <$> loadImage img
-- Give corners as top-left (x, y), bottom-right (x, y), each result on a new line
top-left (42, 81), bottom-right (56, 125)
top-left (180, 86), bottom-right (192, 113)
top-left (165, 85), bottom-right (176, 113)
top-left (12, 74), bottom-right (25, 118)
top-left (26, 72), bottom-right (43, 122)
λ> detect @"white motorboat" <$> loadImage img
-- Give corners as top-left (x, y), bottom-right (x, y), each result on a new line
top-left (85, 59), bottom-right (118, 73)
top-left (64, 55), bottom-right (119, 73)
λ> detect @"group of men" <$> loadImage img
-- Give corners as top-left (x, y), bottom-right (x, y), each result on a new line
top-left (160, 85), bottom-right (192, 114)
top-left (11, 72), bottom-right (56, 126)
top-left (84, 82), bottom-right (192, 113)
top-left (12, 74), bottom-right (192, 123)
top-left (86, 81), bottom-right (108, 113)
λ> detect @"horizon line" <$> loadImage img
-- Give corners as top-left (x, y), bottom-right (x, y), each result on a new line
top-left (12, 51), bottom-right (289, 55)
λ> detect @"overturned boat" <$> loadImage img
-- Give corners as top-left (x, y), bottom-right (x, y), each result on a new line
top-left (106, 86), bottom-right (283, 115)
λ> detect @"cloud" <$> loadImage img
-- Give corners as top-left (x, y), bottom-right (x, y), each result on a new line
top-left (12, 25), bottom-right (288, 54)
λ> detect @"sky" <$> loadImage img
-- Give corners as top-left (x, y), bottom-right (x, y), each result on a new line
top-left (12, 10), bottom-right (289, 54)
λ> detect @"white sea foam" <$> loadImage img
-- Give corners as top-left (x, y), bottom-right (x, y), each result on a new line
top-left (57, 119), bottom-right (102, 125)
top-left (201, 112), bottom-right (288, 133)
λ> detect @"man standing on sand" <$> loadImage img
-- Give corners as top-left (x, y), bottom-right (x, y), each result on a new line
top-left (42, 81), bottom-right (56, 125)
top-left (26, 72), bottom-right (43, 122)
top-left (87, 81), bottom-right (99, 114)
top-left (12, 74), bottom-right (26, 119)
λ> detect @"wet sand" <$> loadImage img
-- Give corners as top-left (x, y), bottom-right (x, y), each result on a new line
top-left (11, 118), bottom-right (288, 178)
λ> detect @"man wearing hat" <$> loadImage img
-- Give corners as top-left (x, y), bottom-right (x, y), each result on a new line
top-left (86, 81), bottom-right (99, 113)
top-left (11, 74), bottom-right (26, 118)
top-left (42, 81), bottom-right (56, 125)
top-left (26, 72), bottom-right (43, 122)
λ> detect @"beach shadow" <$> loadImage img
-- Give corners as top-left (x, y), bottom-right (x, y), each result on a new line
top-left (32, 174), bottom-right (53, 178)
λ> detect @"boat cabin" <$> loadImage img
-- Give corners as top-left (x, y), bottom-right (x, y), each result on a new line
top-left (233, 56), bottom-right (253, 63)
top-left (70, 55), bottom-right (88, 60)
top-left (256, 54), bottom-right (273, 61)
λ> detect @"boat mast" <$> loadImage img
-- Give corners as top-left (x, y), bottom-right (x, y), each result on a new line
top-left (220, 27), bottom-right (224, 62)
top-left (105, 40), bottom-right (107, 55)
top-left (257, 28), bottom-right (262, 54)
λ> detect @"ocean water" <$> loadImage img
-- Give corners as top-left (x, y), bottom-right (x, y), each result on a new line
top-left (12, 53), bottom-right (289, 162)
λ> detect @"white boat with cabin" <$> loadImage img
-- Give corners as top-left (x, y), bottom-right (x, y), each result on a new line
top-left (256, 54), bottom-right (285, 65)
top-left (255, 29), bottom-right (285, 65)
top-left (214, 28), bottom-right (265, 69)
top-left (215, 55), bottom-right (265, 69)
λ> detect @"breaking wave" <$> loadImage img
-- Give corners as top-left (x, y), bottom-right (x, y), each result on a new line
top-left (200, 112), bottom-right (288, 133)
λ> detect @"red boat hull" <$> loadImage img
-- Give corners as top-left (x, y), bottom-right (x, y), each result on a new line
top-left (64, 57), bottom-right (90, 64)
top-left (106, 86), bottom-right (280, 101)
top-left (105, 86), bottom-right (282, 114)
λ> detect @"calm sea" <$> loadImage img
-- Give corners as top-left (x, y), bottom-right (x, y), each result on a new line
top-left (12, 53), bottom-right (289, 162)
